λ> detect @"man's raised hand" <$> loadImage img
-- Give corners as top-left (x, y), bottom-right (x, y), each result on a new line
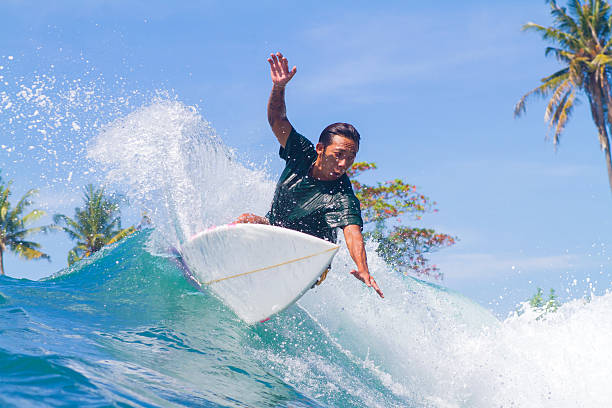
top-left (268, 52), bottom-right (296, 87)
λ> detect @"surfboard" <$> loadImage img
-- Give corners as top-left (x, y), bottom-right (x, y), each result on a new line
top-left (179, 223), bottom-right (340, 324)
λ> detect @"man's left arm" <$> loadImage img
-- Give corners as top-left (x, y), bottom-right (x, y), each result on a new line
top-left (342, 224), bottom-right (384, 298)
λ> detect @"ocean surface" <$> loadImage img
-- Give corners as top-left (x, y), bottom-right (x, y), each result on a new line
top-left (2, 99), bottom-right (612, 407)
top-left (0, 229), bottom-right (489, 407)
top-left (2, 228), bottom-right (612, 407)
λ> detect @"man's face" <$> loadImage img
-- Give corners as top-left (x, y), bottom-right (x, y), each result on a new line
top-left (315, 135), bottom-right (358, 180)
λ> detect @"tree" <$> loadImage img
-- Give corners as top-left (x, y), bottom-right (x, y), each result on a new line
top-left (515, 0), bottom-right (612, 193)
top-left (53, 184), bottom-right (134, 265)
top-left (518, 287), bottom-right (560, 320)
top-left (529, 287), bottom-right (560, 311)
top-left (347, 162), bottom-right (456, 280)
top-left (0, 175), bottom-right (51, 275)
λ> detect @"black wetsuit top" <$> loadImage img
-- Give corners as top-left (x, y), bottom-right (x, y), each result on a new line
top-left (266, 128), bottom-right (363, 243)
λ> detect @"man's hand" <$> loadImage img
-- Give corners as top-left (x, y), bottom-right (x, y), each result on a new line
top-left (268, 52), bottom-right (296, 88)
top-left (343, 224), bottom-right (384, 299)
top-left (267, 52), bottom-right (295, 147)
top-left (350, 269), bottom-right (384, 298)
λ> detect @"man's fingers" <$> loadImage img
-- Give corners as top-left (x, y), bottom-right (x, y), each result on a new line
top-left (370, 278), bottom-right (384, 298)
top-left (350, 270), bottom-right (384, 298)
top-left (273, 53), bottom-right (282, 68)
top-left (270, 54), bottom-right (281, 69)
top-left (268, 56), bottom-right (281, 78)
top-left (268, 52), bottom-right (296, 83)
top-left (267, 58), bottom-right (277, 74)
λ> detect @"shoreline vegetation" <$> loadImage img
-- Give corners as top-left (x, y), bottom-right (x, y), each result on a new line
top-left (0, 173), bottom-right (52, 275)
top-left (0, 175), bottom-right (152, 275)
top-left (52, 184), bottom-right (139, 266)
top-left (0, 162), bottom-right (456, 280)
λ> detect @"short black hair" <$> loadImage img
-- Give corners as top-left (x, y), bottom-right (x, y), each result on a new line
top-left (318, 122), bottom-right (360, 149)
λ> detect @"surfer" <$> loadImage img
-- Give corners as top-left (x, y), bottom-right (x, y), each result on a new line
top-left (237, 52), bottom-right (383, 298)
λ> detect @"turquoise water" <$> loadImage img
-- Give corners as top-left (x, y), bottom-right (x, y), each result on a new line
top-left (0, 230), bottom-right (483, 407)
top-left (5, 230), bottom-right (612, 407)
top-left (0, 228), bottom-right (491, 407)
top-left (4, 98), bottom-right (612, 406)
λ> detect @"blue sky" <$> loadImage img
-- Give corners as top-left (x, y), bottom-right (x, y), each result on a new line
top-left (1, 0), bottom-right (611, 315)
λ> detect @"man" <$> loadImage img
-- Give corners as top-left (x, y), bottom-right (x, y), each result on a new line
top-left (237, 52), bottom-right (383, 298)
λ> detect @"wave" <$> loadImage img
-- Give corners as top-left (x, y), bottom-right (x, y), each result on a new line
top-left (2, 99), bottom-right (611, 407)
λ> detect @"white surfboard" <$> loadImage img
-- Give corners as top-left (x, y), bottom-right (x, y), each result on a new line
top-left (179, 223), bottom-right (339, 324)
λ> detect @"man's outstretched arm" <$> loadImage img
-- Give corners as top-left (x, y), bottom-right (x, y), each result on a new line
top-left (343, 224), bottom-right (384, 298)
top-left (267, 52), bottom-right (296, 148)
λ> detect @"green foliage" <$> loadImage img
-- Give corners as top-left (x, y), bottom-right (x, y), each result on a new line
top-left (348, 162), bottom-right (434, 223)
top-left (348, 162), bottom-right (457, 279)
top-left (516, 0), bottom-right (612, 191)
top-left (0, 173), bottom-right (51, 275)
top-left (525, 287), bottom-right (561, 319)
top-left (370, 226), bottom-right (456, 280)
top-left (53, 184), bottom-right (134, 265)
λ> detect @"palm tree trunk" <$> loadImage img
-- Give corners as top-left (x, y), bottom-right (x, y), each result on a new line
top-left (587, 77), bottom-right (612, 194)
top-left (601, 136), bottom-right (612, 194)
top-left (0, 248), bottom-right (4, 276)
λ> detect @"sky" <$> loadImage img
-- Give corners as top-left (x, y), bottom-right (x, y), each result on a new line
top-left (1, 0), bottom-right (611, 315)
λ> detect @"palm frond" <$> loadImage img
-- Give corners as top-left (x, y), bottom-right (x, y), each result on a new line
top-left (523, 22), bottom-right (581, 50)
top-left (550, 0), bottom-right (583, 38)
top-left (591, 52), bottom-right (612, 67)
top-left (568, 57), bottom-right (589, 85)
top-left (567, 0), bottom-right (592, 41)
top-left (53, 224), bottom-right (83, 242)
top-left (67, 249), bottom-right (82, 266)
top-left (0, 180), bottom-right (50, 272)
top-left (545, 79), bottom-right (573, 122)
top-left (11, 241), bottom-right (50, 261)
top-left (21, 209), bottom-right (46, 225)
top-left (6, 224), bottom-right (53, 241)
top-left (514, 69), bottom-right (570, 117)
top-left (593, 0), bottom-right (610, 35)
top-left (106, 226), bottom-right (136, 245)
top-left (0, 204), bottom-right (8, 224)
top-left (545, 47), bottom-right (575, 63)
top-left (552, 89), bottom-right (577, 145)
top-left (9, 189), bottom-right (37, 219)
top-left (53, 214), bottom-right (86, 238)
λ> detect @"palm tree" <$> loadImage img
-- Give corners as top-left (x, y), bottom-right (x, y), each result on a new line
top-left (0, 177), bottom-right (51, 275)
top-left (53, 184), bottom-right (134, 265)
top-left (515, 0), bottom-right (612, 193)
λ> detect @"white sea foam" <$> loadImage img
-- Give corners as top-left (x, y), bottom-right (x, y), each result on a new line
top-left (87, 100), bottom-right (274, 245)
top-left (87, 98), bottom-right (612, 407)
top-left (0, 55), bottom-right (146, 203)
top-left (303, 241), bottom-right (612, 407)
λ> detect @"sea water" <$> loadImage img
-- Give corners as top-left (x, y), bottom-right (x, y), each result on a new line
top-left (2, 99), bottom-right (612, 407)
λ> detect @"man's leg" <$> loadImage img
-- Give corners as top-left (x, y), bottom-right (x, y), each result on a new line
top-left (235, 213), bottom-right (270, 224)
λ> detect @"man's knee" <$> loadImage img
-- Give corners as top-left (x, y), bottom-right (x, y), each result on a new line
top-left (236, 213), bottom-right (270, 225)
